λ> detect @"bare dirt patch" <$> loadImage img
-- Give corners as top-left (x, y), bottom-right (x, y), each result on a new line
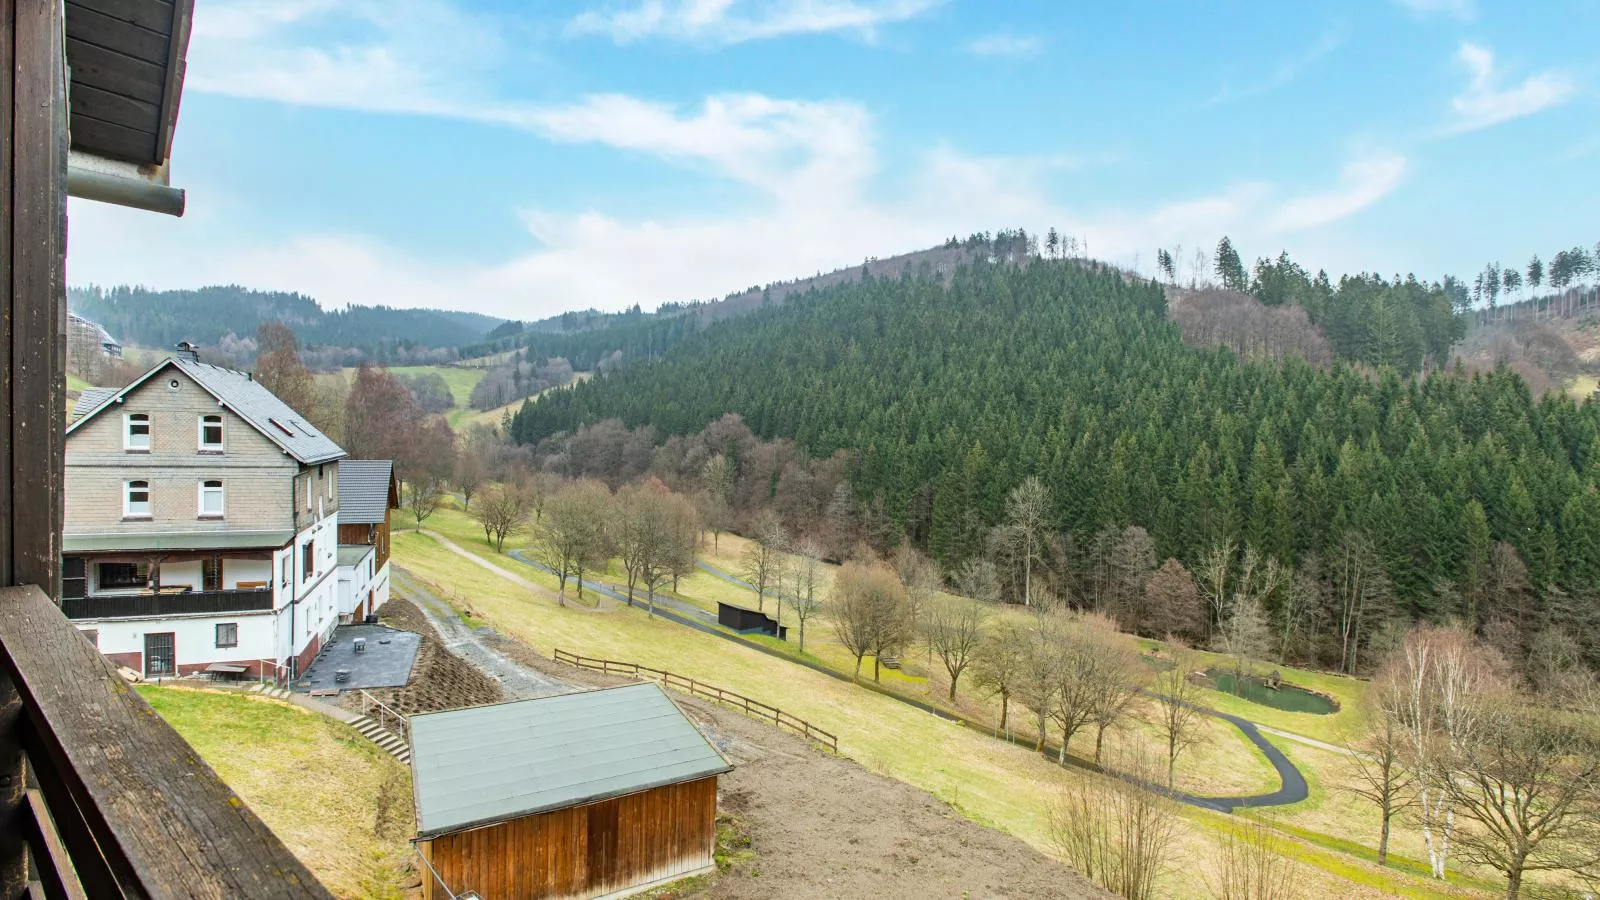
top-left (339, 599), bottom-right (505, 717)
top-left (674, 701), bottom-right (1108, 899)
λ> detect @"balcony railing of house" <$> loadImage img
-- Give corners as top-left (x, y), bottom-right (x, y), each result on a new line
top-left (60, 588), bottom-right (274, 620)
top-left (0, 584), bottom-right (330, 897)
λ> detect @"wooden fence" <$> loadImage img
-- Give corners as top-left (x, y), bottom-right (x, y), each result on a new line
top-left (552, 649), bottom-right (838, 753)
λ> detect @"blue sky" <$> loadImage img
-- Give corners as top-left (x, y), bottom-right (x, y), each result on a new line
top-left (69, 0), bottom-right (1599, 320)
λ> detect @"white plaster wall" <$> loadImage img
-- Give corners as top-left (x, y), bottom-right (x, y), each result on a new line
top-left (225, 559), bottom-right (271, 589)
top-left (80, 612), bottom-right (275, 667)
top-left (157, 560), bottom-right (202, 590)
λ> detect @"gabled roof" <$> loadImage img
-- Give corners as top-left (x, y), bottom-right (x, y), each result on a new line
top-left (409, 683), bottom-right (732, 839)
top-left (337, 460), bottom-right (398, 525)
top-left (71, 388), bottom-right (118, 422)
top-left (66, 357), bottom-right (346, 465)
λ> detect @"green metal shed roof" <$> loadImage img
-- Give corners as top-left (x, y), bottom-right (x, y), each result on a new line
top-left (409, 683), bottom-right (732, 839)
top-left (63, 530), bottom-right (293, 553)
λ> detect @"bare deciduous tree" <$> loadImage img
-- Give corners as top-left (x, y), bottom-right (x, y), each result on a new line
top-left (470, 484), bottom-right (532, 552)
top-left (927, 594), bottom-right (988, 701)
top-left (1048, 748), bottom-right (1179, 900)
top-left (1151, 645), bottom-right (1205, 789)
top-left (538, 480), bottom-right (613, 606)
top-left (1209, 820), bottom-right (1296, 900)
top-left (830, 560), bottom-right (911, 681)
top-left (1339, 673), bottom-right (1414, 866)
top-left (404, 474), bottom-right (446, 532)
top-left (741, 511), bottom-right (785, 612)
top-left (954, 557), bottom-right (1002, 605)
top-left (788, 539), bottom-right (825, 652)
top-left (1006, 477), bottom-right (1051, 606)
top-left (973, 620), bottom-right (1029, 736)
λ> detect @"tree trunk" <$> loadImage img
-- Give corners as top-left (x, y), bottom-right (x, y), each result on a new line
top-left (1377, 813), bottom-right (1390, 866)
top-left (1094, 724), bottom-right (1107, 765)
top-left (998, 691), bottom-right (1009, 734)
top-left (1505, 865), bottom-right (1523, 900)
top-left (947, 672), bottom-right (960, 701)
top-left (873, 656), bottom-right (881, 683)
top-left (853, 654), bottom-right (863, 680)
top-left (798, 622), bottom-right (807, 653)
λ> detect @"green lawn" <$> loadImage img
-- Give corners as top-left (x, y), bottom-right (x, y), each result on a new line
top-left (377, 365), bottom-right (486, 429)
top-left (139, 686), bottom-right (414, 899)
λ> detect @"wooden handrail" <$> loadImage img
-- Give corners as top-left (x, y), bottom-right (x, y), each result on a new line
top-left (552, 648), bottom-right (838, 753)
top-left (0, 585), bottom-right (331, 897)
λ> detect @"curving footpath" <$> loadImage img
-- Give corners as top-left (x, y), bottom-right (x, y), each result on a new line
top-left (434, 538), bottom-right (1309, 813)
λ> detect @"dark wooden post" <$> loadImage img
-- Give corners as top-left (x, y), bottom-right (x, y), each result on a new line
top-left (3, 0), bottom-right (66, 893)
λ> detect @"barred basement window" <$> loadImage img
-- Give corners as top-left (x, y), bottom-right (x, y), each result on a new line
top-left (215, 623), bottom-right (238, 648)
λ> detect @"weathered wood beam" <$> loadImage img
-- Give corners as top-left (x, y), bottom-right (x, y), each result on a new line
top-left (0, 585), bottom-right (333, 898)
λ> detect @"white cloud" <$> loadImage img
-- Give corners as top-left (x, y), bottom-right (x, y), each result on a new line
top-left (1395, 0), bottom-right (1474, 19)
top-left (1448, 41), bottom-right (1574, 134)
top-left (1206, 29), bottom-right (1342, 106)
top-left (964, 33), bottom-right (1042, 59)
top-left (566, 0), bottom-right (942, 46)
top-left (1269, 154), bottom-right (1407, 232)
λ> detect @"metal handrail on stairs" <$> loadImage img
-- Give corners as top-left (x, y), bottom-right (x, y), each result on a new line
top-left (356, 689), bottom-right (409, 742)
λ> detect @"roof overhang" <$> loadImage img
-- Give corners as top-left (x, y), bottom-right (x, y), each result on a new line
top-left (64, 530), bottom-right (294, 553)
top-left (64, 0), bottom-right (195, 216)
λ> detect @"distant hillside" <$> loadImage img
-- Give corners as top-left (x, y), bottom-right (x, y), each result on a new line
top-left (457, 234), bottom-right (1007, 367)
top-left (69, 284), bottom-right (504, 365)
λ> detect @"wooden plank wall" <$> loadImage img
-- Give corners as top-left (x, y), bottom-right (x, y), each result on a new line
top-left (421, 776), bottom-right (718, 900)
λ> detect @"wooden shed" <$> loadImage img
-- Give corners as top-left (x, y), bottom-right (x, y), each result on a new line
top-left (411, 683), bottom-right (733, 900)
top-left (716, 601), bottom-right (788, 640)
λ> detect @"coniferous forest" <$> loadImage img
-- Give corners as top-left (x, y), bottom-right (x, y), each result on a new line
top-left (512, 256), bottom-right (1600, 671)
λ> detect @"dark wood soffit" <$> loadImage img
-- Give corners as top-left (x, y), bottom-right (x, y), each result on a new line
top-left (64, 0), bottom-right (193, 165)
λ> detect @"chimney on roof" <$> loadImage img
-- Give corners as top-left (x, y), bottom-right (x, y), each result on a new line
top-left (175, 341), bottom-right (200, 362)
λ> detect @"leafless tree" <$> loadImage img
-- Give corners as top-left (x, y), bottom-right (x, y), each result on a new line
top-left (1444, 693), bottom-right (1600, 898)
top-left (788, 539), bottom-right (825, 652)
top-left (830, 560), bottom-right (911, 681)
top-left (741, 511), bottom-right (785, 612)
top-left (1048, 748), bottom-right (1180, 900)
top-left (635, 486), bottom-right (699, 618)
top-left (612, 482), bottom-right (651, 606)
top-left (405, 474), bottom-right (446, 532)
top-left (1083, 619), bottom-right (1149, 765)
top-left (1209, 820), bottom-right (1296, 900)
top-left (470, 484), bottom-right (532, 552)
top-left (1388, 625), bottom-right (1507, 880)
top-left (954, 558), bottom-right (1002, 605)
top-left (973, 620), bottom-right (1029, 736)
top-left (894, 544), bottom-right (940, 662)
top-left (451, 429), bottom-right (490, 510)
top-left (1141, 558), bottom-right (1206, 641)
top-left (1195, 539), bottom-right (1236, 638)
top-left (1006, 476), bottom-right (1051, 606)
top-left (1017, 621), bottom-right (1064, 753)
top-left (1151, 645), bottom-right (1205, 789)
top-left (538, 480), bottom-right (613, 606)
top-left (927, 594), bottom-right (988, 701)
top-left (1338, 673), bottom-right (1415, 866)
top-left (1213, 592), bottom-right (1271, 686)
top-left (1327, 531), bottom-right (1390, 675)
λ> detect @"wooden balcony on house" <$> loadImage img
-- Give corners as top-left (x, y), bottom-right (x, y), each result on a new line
top-left (0, 584), bottom-right (330, 897)
top-left (60, 587), bottom-right (274, 620)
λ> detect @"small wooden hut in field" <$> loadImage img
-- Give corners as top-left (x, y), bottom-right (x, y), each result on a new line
top-left (411, 683), bottom-right (732, 900)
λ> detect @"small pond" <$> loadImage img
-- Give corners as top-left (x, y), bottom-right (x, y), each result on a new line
top-left (1204, 668), bottom-right (1338, 715)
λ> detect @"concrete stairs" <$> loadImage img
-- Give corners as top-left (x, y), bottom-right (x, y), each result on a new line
top-left (246, 683), bottom-right (411, 766)
top-left (349, 715), bottom-right (412, 766)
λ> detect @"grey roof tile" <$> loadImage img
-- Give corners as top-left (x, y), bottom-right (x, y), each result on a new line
top-left (71, 387), bottom-right (118, 421)
top-left (171, 358), bottom-right (345, 465)
top-left (409, 683), bottom-right (732, 838)
top-left (337, 460), bottom-right (395, 525)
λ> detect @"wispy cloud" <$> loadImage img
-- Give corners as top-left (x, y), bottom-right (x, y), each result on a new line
top-left (1447, 42), bottom-right (1574, 134)
top-left (964, 32), bottom-right (1042, 59)
top-left (566, 0), bottom-right (942, 46)
top-left (1207, 29), bottom-right (1342, 106)
top-left (1394, 0), bottom-right (1474, 20)
top-left (1269, 154), bottom-right (1407, 232)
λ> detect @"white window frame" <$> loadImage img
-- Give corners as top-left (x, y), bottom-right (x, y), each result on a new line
top-left (124, 480), bottom-right (151, 518)
top-left (198, 479), bottom-right (225, 518)
top-left (124, 413), bottom-right (150, 451)
top-left (198, 414), bottom-right (224, 452)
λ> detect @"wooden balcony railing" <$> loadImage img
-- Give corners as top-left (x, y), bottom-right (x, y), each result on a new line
top-left (60, 588), bottom-right (274, 620)
top-left (0, 584), bottom-right (331, 897)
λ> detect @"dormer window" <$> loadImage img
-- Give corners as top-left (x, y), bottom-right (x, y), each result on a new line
top-left (199, 480), bottom-right (225, 518)
top-left (125, 414), bottom-right (150, 451)
top-left (125, 481), bottom-right (151, 518)
top-left (199, 415), bottom-right (224, 452)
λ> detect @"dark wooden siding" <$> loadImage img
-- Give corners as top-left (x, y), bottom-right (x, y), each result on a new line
top-left (337, 520), bottom-right (391, 571)
top-left (420, 776), bottom-right (718, 900)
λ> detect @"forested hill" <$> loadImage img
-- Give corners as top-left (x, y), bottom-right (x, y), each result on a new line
top-left (455, 236), bottom-right (1003, 368)
top-left (513, 258), bottom-right (1600, 636)
top-left (69, 285), bottom-right (502, 356)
